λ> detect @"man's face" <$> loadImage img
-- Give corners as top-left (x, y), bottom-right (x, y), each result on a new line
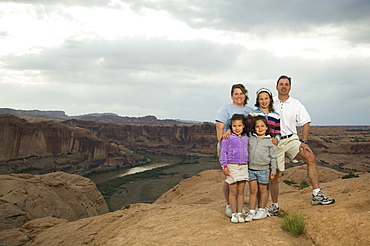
top-left (276, 78), bottom-right (291, 96)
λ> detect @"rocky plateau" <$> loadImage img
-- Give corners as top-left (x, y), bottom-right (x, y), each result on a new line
top-left (0, 166), bottom-right (369, 246)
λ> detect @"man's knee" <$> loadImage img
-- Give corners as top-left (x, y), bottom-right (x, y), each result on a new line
top-left (297, 151), bottom-right (316, 164)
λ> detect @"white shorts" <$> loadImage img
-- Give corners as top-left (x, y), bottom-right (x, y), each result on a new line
top-left (225, 164), bottom-right (249, 184)
top-left (277, 134), bottom-right (300, 171)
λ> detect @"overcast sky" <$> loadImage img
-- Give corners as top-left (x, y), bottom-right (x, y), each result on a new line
top-left (1, 1), bottom-right (369, 125)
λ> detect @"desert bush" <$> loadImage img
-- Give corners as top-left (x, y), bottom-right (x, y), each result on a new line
top-left (282, 213), bottom-right (306, 237)
top-left (342, 172), bottom-right (359, 179)
top-left (299, 181), bottom-right (310, 190)
top-left (283, 180), bottom-right (297, 186)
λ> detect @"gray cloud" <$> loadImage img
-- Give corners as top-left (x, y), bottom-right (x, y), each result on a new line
top-left (3, 38), bottom-right (244, 84)
top-left (126, 0), bottom-right (370, 44)
top-left (0, 1), bottom-right (369, 125)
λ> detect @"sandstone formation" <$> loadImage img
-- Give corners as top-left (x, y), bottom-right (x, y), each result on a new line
top-left (0, 114), bottom-right (121, 161)
top-left (0, 114), bottom-right (136, 175)
top-left (64, 119), bottom-right (216, 156)
top-left (0, 108), bottom-right (195, 125)
top-left (65, 119), bottom-right (370, 173)
top-left (0, 108), bottom-right (69, 120)
top-left (0, 166), bottom-right (368, 246)
top-left (0, 172), bottom-right (109, 231)
top-left (1, 114), bottom-right (369, 176)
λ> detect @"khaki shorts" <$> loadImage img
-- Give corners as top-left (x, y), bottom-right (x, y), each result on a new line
top-left (277, 134), bottom-right (300, 171)
top-left (225, 164), bottom-right (249, 184)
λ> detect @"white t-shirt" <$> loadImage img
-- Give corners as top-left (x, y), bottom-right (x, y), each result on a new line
top-left (273, 96), bottom-right (311, 136)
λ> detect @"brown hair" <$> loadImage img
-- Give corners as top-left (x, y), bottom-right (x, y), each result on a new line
top-left (251, 115), bottom-right (273, 137)
top-left (255, 88), bottom-right (275, 112)
top-left (230, 114), bottom-right (249, 135)
top-left (231, 84), bottom-right (249, 105)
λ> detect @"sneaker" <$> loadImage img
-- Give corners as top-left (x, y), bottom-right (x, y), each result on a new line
top-left (245, 212), bottom-right (254, 222)
top-left (237, 213), bottom-right (245, 223)
top-left (312, 191), bottom-right (335, 205)
top-left (253, 209), bottom-right (267, 220)
top-left (267, 204), bottom-right (279, 216)
top-left (225, 205), bottom-right (232, 218)
top-left (231, 213), bottom-right (238, 223)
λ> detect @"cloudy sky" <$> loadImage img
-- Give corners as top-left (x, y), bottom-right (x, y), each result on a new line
top-left (1, 1), bottom-right (369, 125)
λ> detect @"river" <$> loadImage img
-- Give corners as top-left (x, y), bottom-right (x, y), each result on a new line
top-left (87, 154), bottom-right (182, 184)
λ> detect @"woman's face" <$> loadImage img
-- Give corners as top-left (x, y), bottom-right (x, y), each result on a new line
top-left (258, 92), bottom-right (271, 109)
top-left (231, 88), bottom-right (245, 106)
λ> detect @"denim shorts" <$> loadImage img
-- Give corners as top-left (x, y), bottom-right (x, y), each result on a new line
top-left (248, 169), bottom-right (270, 184)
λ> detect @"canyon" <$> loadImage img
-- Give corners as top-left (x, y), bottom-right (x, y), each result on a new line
top-left (1, 113), bottom-right (369, 176)
top-left (0, 111), bottom-right (369, 245)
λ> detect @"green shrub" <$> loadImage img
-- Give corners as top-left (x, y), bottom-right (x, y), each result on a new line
top-left (283, 180), bottom-right (297, 186)
top-left (342, 172), bottom-right (359, 179)
top-left (282, 213), bottom-right (306, 237)
top-left (299, 181), bottom-right (310, 190)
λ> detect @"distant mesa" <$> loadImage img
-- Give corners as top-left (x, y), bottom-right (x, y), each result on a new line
top-left (0, 108), bottom-right (69, 119)
top-left (0, 108), bottom-right (201, 125)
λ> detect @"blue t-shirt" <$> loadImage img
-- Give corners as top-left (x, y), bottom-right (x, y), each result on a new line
top-left (215, 104), bottom-right (253, 132)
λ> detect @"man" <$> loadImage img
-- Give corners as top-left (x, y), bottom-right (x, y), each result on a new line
top-left (268, 75), bottom-right (335, 216)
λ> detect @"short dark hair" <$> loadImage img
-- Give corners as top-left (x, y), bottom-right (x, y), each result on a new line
top-left (276, 75), bottom-right (291, 85)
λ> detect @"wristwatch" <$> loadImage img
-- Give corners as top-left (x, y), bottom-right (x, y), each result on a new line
top-left (300, 140), bottom-right (308, 144)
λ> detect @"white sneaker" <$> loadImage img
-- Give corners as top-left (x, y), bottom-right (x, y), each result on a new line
top-left (253, 208), bottom-right (267, 220)
top-left (237, 213), bottom-right (245, 223)
top-left (245, 212), bottom-right (254, 222)
top-left (231, 213), bottom-right (238, 223)
top-left (225, 205), bottom-right (232, 218)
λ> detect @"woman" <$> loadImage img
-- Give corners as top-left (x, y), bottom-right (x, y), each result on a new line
top-left (215, 83), bottom-right (253, 218)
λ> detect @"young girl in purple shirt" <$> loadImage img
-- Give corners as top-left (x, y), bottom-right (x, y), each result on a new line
top-left (220, 114), bottom-right (249, 223)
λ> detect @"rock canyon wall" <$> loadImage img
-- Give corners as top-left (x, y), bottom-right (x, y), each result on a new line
top-left (1, 114), bottom-right (369, 175)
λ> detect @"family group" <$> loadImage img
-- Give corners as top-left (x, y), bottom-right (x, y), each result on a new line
top-left (216, 75), bottom-right (335, 223)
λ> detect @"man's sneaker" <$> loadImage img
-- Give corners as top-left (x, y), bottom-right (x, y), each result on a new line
top-left (267, 204), bottom-right (279, 216)
top-left (253, 209), bottom-right (267, 220)
top-left (225, 205), bottom-right (232, 218)
top-left (312, 191), bottom-right (335, 205)
top-left (231, 213), bottom-right (238, 223)
top-left (245, 212), bottom-right (254, 222)
top-left (237, 213), bottom-right (245, 223)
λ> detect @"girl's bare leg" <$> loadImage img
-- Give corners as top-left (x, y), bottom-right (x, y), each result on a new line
top-left (237, 180), bottom-right (246, 213)
top-left (229, 183), bottom-right (238, 213)
top-left (258, 183), bottom-right (269, 209)
top-left (248, 180), bottom-right (258, 210)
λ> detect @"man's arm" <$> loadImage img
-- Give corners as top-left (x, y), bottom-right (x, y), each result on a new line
top-left (302, 122), bottom-right (310, 142)
top-left (300, 122), bottom-right (313, 154)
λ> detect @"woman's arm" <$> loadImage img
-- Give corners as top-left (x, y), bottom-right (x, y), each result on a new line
top-left (216, 121), bottom-right (226, 142)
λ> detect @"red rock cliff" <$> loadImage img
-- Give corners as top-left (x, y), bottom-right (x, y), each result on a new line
top-left (0, 114), bottom-right (121, 161)
top-left (64, 119), bottom-right (217, 156)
